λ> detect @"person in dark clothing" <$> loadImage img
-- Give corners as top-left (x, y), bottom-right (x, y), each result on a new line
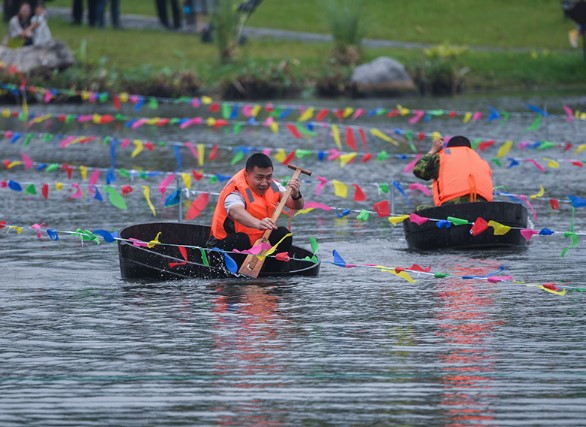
top-left (72, 0), bottom-right (98, 26)
top-left (155, 0), bottom-right (182, 29)
top-left (96, 0), bottom-right (120, 28)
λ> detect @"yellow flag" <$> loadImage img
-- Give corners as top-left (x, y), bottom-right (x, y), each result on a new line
top-left (331, 124), bottom-right (342, 150)
top-left (201, 96), bottom-right (213, 105)
top-left (181, 172), bottom-right (192, 189)
top-left (8, 225), bottom-right (23, 234)
top-left (270, 122), bottom-right (279, 133)
top-left (206, 117), bottom-right (216, 127)
top-left (544, 158), bottom-right (559, 169)
top-left (294, 208), bottom-right (315, 216)
top-left (496, 140), bottom-right (513, 158)
top-left (339, 153), bottom-right (357, 167)
top-left (119, 92), bottom-right (129, 103)
top-left (143, 186), bottom-right (156, 216)
top-left (332, 180), bottom-right (348, 198)
top-left (131, 139), bottom-right (143, 158)
top-left (298, 107), bottom-right (314, 122)
top-left (259, 233), bottom-right (293, 259)
top-left (488, 220), bottom-right (511, 235)
top-left (397, 104), bottom-right (410, 115)
top-left (539, 286), bottom-right (567, 296)
top-left (529, 185), bottom-right (544, 199)
top-left (462, 112), bottom-right (472, 123)
top-left (388, 215), bottom-right (409, 225)
top-left (274, 148), bottom-right (287, 163)
top-left (251, 105), bottom-right (262, 117)
top-left (2, 109), bottom-right (11, 118)
top-left (80, 165), bottom-right (88, 181)
top-left (55, 182), bottom-right (63, 191)
top-left (343, 107), bottom-right (353, 118)
top-left (431, 131), bottom-right (442, 142)
top-left (7, 161), bottom-right (22, 169)
top-left (394, 270), bottom-right (415, 283)
top-left (576, 144), bottom-right (586, 154)
top-left (197, 144), bottom-right (205, 167)
top-left (92, 114), bottom-right (102, 124)
top-left (147, 232), bottom-right (162, 248)
top-left (370, 128), bottom-right (399, 146)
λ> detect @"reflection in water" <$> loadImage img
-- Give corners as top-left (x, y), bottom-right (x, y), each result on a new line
top-left (212, 283), bottom-right (286, 427)
top-left (436, 263), bottom-right (501, 426)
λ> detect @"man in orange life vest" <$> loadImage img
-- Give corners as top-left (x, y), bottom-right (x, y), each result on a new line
top-left (208, 153), bottom-right (304, 252)
top-left (413, 135), bottom-right (493, 206)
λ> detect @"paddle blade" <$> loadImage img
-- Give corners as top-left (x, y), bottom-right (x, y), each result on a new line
top-left (238, 253), bottom-right (264, 278)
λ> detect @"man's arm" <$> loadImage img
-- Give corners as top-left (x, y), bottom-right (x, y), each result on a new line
top-left (413, 137), bottom-right (443, 180)
top-left (284, 177), bottom-right (304, 210)
top-left (229, 204), bottom-right (277, 231)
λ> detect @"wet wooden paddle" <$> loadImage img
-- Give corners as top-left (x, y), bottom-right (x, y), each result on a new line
top-left (238, 164), bottom-right (312, 278)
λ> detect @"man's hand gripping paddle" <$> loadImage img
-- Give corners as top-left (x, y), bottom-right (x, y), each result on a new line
top-left (238, 164), bottom-right (312, 278)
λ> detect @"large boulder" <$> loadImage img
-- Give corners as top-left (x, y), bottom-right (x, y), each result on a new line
top-left (351, 56), bottom-right (417, 97)
top-left (0, 40), bottom-right (75, 73)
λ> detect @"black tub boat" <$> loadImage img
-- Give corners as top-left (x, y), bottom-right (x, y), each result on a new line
top-left (118, 222), bottom-right (320, 281)
top-left (403, 202), bottom-right (529, 251)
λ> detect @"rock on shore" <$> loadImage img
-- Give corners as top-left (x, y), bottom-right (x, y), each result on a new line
top-left (0, 40), bottom-right (75, 73)
top-left (351, 56), bottom-right (417, 97)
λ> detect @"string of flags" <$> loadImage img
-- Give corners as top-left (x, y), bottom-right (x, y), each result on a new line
top-left (0, 218), bottom-right (582, 295)
top-left (2, 130), bottom-right (586, 172)
top-left (3, 82), bottom-right (586, 125)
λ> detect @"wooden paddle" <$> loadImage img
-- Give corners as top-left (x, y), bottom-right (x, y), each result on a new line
top-left (238, 164), bottom-right (312, 278)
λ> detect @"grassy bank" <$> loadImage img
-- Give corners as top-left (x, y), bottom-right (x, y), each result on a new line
top-left (2, 0), bottom-right (585, 97)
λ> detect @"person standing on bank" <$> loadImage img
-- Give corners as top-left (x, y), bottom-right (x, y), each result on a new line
top-left (413, 135), bottom-right (493, 207)
top-left (208, 153), bottom-right (304, 253)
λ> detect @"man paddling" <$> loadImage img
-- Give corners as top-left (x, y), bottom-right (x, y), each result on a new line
top-left (208, 153), bottom-right (305, 252)
top-left (413, 135), bottom-right (493, 206)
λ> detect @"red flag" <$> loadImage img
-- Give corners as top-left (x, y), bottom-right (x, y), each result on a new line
top-left (286, 124), bottom-right (302, 139)
top-left (121, 185), bottom-right (133, 196)
top-left (191, 169), bottom-right (203, 181)
top-left (113, 95), bottom-right (121, 110)
top-left (209, 103), bottom-right (220, 113)
top-left (185, 192), bottom-right (209, 220)
top-left (352, 184), bottom-right (366, 202)
top-left (373, 200), bottom-right (390, 217)
top-left (358, 128), bottom-right (368, 151)
top-left (169, 246), bottom-right (188, 268)
top-left (471, 217), bottom-right (489, 236)
top-left (550, 198), bottom-right (559, 210)
top-left (42, 183), bottom-right (48, 199)
top-left (209, 144), bottom-right (218, 160)
top-left (362, 153), bottom-right (373, 163)
top-left (345, 127), bottom-right (357, 151)
top-left (283, 151), bottom-right (296, 165)
top-left (316, 109), bottom-right (329, 121)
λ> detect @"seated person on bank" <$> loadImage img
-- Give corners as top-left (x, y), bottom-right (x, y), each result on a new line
top-left (413, 135), bottom-right (493, 206)
top-left (31, 1), bottom-right (52, 46)
top-left (8, 2), bottom-right (35, 46)
top-left (208, 153), bottom-right (304, 253)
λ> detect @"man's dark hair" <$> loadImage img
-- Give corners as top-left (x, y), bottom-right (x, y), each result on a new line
top-left (245, 153), bottom-right (273, 172)
top-left (446, 135), bottom-right (471, 148)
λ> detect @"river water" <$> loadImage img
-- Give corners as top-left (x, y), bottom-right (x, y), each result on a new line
top-left (1, 92), bottom-right (586, 426)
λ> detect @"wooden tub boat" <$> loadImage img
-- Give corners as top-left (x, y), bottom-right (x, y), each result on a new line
top-left (118, 222), bottom-right (320, 281)
top-left (402, 201), bottom-right (529, 251)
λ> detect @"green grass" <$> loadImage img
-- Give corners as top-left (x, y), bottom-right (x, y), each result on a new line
top-left (47, 0), bottom-right (579, 49)
top-left (3, 0), bottom-right (586, 94)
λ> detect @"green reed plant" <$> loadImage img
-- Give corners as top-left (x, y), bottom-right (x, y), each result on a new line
top-left (212, 0), bottom-right (238, 64)
top-left (325, 0), bottom-right (365, 66)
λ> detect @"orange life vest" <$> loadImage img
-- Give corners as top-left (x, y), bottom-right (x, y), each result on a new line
top-left (432, 147), bottom-right (493, 206)
top-left (210, 169), bottom-right (282, 242)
